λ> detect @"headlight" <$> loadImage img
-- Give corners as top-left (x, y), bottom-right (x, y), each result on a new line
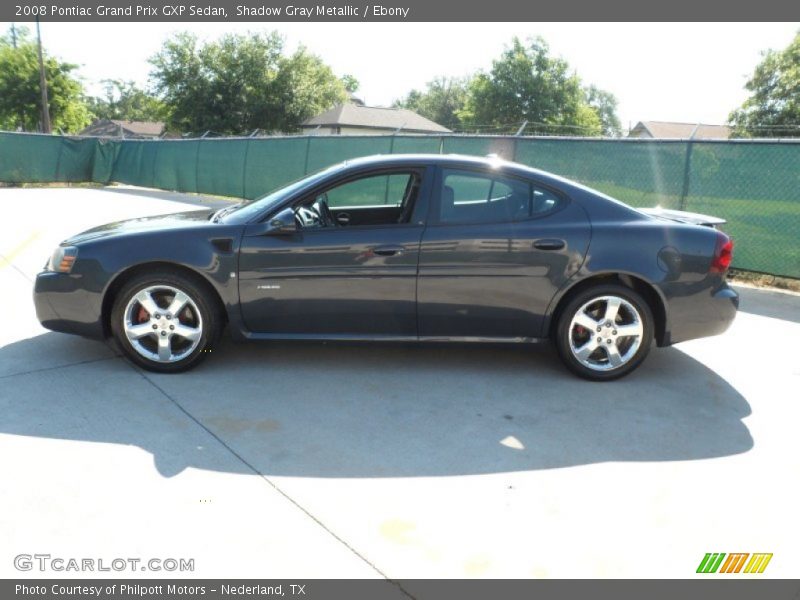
top-left (46, 246), bottom-right (79, 273)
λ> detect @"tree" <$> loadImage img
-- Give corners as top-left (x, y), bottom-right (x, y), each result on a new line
top-left (585, 85), bottom-right (622, 137)
top-left (87, 79), bottom-right (168, 122)
top-left (728, 32), bottom-right (800, 138)
top-left (149, 32), bottom-right (347, 134)
top-left (341, 74), bottom-right (360, 93)
top-left (459, 37), bottom-right (614, 136)
top-left (0, 26), bottom-right (91, 133)
top-left (394, 76), bottom-right (470, 130)
top-left (272, 47), bottom-right (352, 131)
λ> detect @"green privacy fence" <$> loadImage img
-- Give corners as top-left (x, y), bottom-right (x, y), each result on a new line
top-left (1, 130), bottom-right (799, 278)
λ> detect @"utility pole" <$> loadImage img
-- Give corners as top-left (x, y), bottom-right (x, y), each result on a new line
top-left (35, 16), bottom-right (51, 133)
top-left (11, 23), bottom-right (17, 48)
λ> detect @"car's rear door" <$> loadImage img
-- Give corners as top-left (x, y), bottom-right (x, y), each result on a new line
top-left (417, 166), bottom-right (591, 339)
top-left (238, 166), bottom-right (432, 337)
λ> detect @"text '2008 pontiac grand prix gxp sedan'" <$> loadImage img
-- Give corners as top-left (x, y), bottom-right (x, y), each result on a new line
top-left (34, 154), bottom-right (738, 380)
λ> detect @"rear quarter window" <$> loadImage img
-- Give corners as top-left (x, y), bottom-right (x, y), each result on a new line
top-left (439, 169), bottom-right (564, 224)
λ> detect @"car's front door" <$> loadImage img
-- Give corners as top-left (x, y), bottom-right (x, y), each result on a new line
top-left (417, 167), bottom-right (591, 339)
top-left (238, 167), bottom-right (431, 337)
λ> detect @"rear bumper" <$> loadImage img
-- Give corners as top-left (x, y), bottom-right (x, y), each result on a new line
top-left (664, 284), bottom-right (739, 345)
top-left (34, 272), bottom-right (105, 339)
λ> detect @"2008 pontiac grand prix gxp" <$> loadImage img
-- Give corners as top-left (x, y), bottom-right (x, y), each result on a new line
top-left (34, 154), bottom-right (738, 380)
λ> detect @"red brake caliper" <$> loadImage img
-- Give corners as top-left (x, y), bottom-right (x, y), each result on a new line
top-left (136, 306), bottom-right (150, 324)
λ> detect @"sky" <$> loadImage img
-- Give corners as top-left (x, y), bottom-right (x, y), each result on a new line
top-left (16, 21), bottom-right (800, 131)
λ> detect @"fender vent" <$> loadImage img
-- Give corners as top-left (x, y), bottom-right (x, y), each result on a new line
top-left (211, 238), bottom-right (233, 254)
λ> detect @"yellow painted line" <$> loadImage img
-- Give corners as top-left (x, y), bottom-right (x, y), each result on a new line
top-left (744, 553), bottom-right (770, 573)
top-left (743, 555), bottom-right (758, 573)
top-left (0, 231), bottom-right (41, 270)
top-left (757, 554), bottom-right (773, 573)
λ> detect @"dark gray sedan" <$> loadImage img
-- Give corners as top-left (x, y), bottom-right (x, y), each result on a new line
top-left (34, 154), bottom-right (738, 380)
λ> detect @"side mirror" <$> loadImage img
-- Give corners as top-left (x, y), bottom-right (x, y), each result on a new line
top-left (265, 207), bottom-right (297, 235)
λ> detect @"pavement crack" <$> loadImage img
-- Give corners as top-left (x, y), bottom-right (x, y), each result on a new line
top-left (130, 364), bottom-right (414, 597)
top-left (0, 355), bottom-right (119, 380)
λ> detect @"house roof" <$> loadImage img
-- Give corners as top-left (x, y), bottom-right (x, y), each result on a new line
top-left (630, 121), bottom-right (731, 140)
top-left (302, 104), bottom-right (451, 133)
top-left (79, 119), bottom-right (165, 138)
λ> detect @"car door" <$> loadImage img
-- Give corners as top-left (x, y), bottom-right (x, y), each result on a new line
top-left (417, 166), bottom-right (591, 339)
top-left (238, 167), bottom-right (431, 337)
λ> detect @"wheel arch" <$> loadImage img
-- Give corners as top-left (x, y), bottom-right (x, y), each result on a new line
top-left (546, 272), bottom-right (668, 346)
top-left (101, 261), bottom-right (227, 338)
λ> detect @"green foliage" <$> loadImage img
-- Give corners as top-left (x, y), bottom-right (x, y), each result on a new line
top-left (341, 74), bottom-right (360, 93)
top-left (459, 37), bottom-right (615, 136)
top-left (0, 26), bottom-right (91, 133)
top-left (273, 46), bottom-right (352, 132)
top-left (87, 79), bottom-right (168, 122)
top-left (729, 31), bottom-right (800, 138)
top-left (394, 76), bottom-right (470, 131)
top-left (149, 32), bottom-right (347, 134)
top-left (585, 85), bottom-right (622, 137)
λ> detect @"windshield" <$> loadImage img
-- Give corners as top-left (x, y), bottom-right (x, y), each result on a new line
top-left (220, 163), bottom-right (346, 224)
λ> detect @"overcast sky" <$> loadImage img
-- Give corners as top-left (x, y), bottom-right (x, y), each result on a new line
top-left (23, 21), bottom-right (800, 130)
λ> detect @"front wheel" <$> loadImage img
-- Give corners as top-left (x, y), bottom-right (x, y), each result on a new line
top-left (110, 270), bottom-right (222, 373)
top-left (555, 284), bottom-right (654, 381)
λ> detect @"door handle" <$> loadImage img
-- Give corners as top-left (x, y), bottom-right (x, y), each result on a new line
top-left (533, 239), bottom-right (565, 250)
top-left (373, 245), bottom-right (405, 256)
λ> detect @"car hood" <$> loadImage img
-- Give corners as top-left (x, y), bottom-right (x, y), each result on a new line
top-left (64, 209), bottom-right (215, 244)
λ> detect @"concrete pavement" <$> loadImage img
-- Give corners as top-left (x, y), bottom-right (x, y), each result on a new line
top-left (1, 186), bottom-right (798, 578)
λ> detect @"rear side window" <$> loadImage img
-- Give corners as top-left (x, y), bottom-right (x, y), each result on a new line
top-left (439, 169), bottom-right (561, 224)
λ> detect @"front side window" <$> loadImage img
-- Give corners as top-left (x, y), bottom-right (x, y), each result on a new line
top-left (294, 171), bottom-right (421, 229)
top-left (439, 169), bottom-right (560, 224)
top-left (324, 173), bottom-right (415, 208)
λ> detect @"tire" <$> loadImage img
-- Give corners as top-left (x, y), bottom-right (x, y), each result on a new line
top-left (110, 269), bottom-right (222, 373)
top-left (554, 284), bottom-right (654, 381)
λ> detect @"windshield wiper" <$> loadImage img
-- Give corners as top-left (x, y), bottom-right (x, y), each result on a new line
top-left (211, 203), bottom-right (242, 223)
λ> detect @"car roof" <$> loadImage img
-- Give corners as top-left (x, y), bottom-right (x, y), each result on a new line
top-left (337, 153), bottom-right (648, 220)
top-left (341, 153), bottom-right (567, 184)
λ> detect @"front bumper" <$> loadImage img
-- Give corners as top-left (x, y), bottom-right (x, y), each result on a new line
top-left (33, 271), bottom-right (105, 339)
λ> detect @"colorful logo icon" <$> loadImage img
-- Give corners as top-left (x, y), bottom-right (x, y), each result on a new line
top-left (697, 553), bottom-right (772, 574)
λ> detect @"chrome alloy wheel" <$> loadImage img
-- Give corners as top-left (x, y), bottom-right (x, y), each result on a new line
top-left (122, 285), bottom-right (203, 363)
top-left (568, 295), bottom-right (644, 372)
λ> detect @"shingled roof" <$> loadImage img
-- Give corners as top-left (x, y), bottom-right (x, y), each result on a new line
top-left (79, 119), bottom-right (166, 138)
top-left (302, 104), bottom-right (451, 133)
top-left (629, 121), bottom-right (731, 140)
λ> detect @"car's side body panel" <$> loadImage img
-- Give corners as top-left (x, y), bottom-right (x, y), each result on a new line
top-left (34, 216), bottom-right (244, 339)
top-left (237, 224), bottom-right (424, 336)
top-left (33, 154), bottom-right (738, 355)
top-left (540, 184), bottom-right (739, 345)
top-left (416, 165), bottom-right (592, 338)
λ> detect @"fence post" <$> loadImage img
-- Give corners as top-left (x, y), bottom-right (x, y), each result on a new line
top-left (679, 141), bottom-right (695, 211)
top-left (193, 137), bottom-right (202, 194)
top-left (242, 137), bottom-right (251, 199)
top-left (679, 125), bottom-right (699, 211)
top-left (53, 132), bottom-right (66, 182)
top-left (303, 135), bottom-right (312, 174)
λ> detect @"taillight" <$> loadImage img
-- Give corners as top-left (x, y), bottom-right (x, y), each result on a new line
top-left (710, 232), bottom-right (733, 274)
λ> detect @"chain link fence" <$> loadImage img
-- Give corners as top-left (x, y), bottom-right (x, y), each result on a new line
top-left (1, 130), bottom-right (799, 278)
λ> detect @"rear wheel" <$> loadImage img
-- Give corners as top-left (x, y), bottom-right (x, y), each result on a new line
top-left (110, 270), bottom-right (221, 373)
top-left (555, 284), bottom-right (654, 381)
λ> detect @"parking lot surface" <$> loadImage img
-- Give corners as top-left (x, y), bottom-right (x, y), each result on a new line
top-left (1, 186), bottom-right (798, 578)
